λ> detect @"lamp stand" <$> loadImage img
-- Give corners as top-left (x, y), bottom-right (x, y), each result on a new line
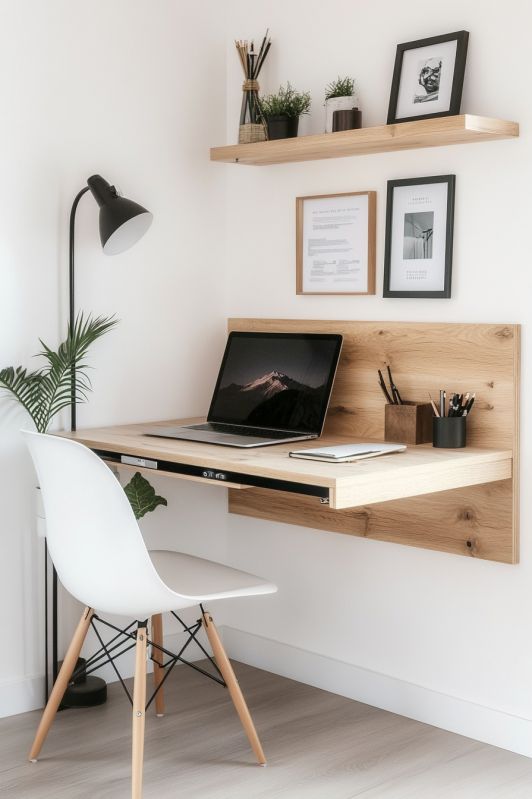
top-left (43, 173), bottom-right (151, 706)
top-left (45, 186), bottom-right (108, 707)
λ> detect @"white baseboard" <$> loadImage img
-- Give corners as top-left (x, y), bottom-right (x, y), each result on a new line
top-left (5, 626), bottom-right (531, 761)
top-left (222, 625), bottom-right (532, 759)
top-left (0, 674), bottom-right (44, 719)
top-left (0, 630), bottom-right (205, 719)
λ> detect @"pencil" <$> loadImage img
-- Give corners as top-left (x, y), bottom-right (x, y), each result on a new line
top-left (428, 393), bottom-right (440, 417)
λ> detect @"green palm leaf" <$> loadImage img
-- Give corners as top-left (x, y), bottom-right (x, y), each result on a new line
top-left (0, 366), bottom-right (47, 430)
top-left (0, 312), bottom-right (118, 432)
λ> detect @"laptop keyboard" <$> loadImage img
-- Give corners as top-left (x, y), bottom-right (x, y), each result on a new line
top-left (186, 422), bottom-right (299, 439)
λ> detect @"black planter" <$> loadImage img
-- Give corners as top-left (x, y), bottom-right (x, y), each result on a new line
top-left (332, 108), bottom-right (362, 132)
top-left (266, 115), bottom-right (299, 140)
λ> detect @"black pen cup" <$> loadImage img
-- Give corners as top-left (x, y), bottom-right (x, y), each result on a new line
top-left (432, 416), bottom-right (466, 448)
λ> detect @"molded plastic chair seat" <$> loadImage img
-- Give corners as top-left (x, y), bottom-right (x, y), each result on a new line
top-left (149, 550), bottom-right (276, 602)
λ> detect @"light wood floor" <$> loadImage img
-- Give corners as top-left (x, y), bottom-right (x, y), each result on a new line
top-left (2, 660), bottom-right (532, 798)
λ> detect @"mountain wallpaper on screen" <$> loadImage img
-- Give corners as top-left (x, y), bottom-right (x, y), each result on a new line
top-left (215, 370), bottom-right (327, 430)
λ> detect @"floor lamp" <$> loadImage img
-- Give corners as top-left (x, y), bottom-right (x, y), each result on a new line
top-left (46, 174), bottom-right (153, 706)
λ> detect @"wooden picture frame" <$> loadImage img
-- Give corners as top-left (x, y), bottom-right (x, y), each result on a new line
top-left (296, 191), bottom-right (376, 295)
top-left (383, 175), bottom-right (455, 299)
top-left (387, 30), bottom-right (469, 125)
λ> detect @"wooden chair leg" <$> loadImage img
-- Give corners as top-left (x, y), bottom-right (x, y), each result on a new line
top-left (132, 621), bottom-right (148, 799)
top-left (29, 606), bottom-right (93, 762)
top-left (201, 610), bottom-right (266, 765)
top-left (151, 613), bottom-right (165, 717)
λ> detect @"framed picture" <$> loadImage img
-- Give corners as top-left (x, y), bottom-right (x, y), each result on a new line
top-left (383, 175), bottom-right (455, 299)
top-left (387, 31), bottom-right (469, 124)
top-left (296, 191), bottom-right (376, 295)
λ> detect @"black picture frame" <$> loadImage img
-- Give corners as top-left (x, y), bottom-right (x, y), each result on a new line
top-left (383, 175), bottom-right (455, 299)
top-left (387, 31), bottom-right (469, 125)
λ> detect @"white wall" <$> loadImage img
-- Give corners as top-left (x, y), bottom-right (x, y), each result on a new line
top-left (0, 0), bottom-right (228, 716)
top-left (218, 0), bottom-right (532, 756)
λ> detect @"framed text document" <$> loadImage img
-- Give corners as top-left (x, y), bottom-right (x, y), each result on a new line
top-left (296, 191), bottom-right (376, 295)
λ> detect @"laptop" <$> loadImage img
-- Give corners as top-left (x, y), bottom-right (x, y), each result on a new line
top-left (146, 331), bottom-right (343, 448)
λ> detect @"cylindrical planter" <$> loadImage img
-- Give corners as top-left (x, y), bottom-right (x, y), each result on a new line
top-left (266, 115), bottom-right (299, 140)
top-left (332, 108), bottom-right (362, 132)
top-left (433, 416), bottom-right (467, 448)
top-left (325, 95), bottom-right (359, 133)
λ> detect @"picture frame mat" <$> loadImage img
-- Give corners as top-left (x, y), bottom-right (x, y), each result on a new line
top-left (383, 175), bottom-right (455, 299)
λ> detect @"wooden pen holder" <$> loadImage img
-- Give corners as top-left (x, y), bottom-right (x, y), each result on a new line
top-left (384, 401), bottom-right (433, 445)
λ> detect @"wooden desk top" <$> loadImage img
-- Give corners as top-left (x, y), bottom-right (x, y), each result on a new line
top-left (62, 419), bottom-right (512, 511)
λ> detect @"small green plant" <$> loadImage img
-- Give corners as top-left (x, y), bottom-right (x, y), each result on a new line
top-left (325, 76), bottom-right (356, 101)
top-left (260, 83), bottom-right (311, 118)
top-left (124, 471), bottom-right (167, 520)
top-left (0, 312), bottom-right (167, 520)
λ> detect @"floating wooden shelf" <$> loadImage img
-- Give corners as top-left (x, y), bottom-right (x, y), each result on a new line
top-left (210, 114), bottom-right (519, 166)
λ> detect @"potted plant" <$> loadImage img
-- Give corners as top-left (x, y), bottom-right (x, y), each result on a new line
top-left (324, 76), bottom-right (359, 133)
top-left (260, 83), bottom-right (311, 140)
top-left (0, 312), bottom-right (167, 520)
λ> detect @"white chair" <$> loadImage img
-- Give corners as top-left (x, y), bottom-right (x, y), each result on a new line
top-left (24, 430), bottom-right (277, 799)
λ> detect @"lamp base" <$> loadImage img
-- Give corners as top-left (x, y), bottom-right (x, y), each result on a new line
top-left (62, 676), bottom-right (107, 708)
top-left (57, 657), bottom-right (108, 708)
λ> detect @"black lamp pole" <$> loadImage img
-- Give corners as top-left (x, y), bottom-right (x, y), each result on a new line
top-left (46, 175), bottom-right (152, 705)
top-left (68, 185), bottom-right (90, 433)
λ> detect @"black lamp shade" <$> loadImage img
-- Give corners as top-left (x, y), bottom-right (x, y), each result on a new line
top-left (87, 174), bottom-right (153, 255)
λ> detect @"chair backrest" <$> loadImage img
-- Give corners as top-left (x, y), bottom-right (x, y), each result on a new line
top-left (23, 430), bottom-right (173, 617)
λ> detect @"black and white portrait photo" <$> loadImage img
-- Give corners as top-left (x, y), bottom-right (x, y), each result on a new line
top-left (387, 31), bottom-right (468, 124)
top-left (414, 58), bottom-right (442, 104)
top-left (403, 212), bottom-right (434, 259)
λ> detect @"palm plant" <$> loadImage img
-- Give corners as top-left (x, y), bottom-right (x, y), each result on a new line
top-left (0, 312), bottom-right (166, 519)
top-left (0, 313), bottom-right (117, 433)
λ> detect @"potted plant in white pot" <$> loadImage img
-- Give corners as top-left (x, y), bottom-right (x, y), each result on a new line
top-left (324, 76), bottom-right (359, 133)
top-left (260, 83), bottom-right (311, 140)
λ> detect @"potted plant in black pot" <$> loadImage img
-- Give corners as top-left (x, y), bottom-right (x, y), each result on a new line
top-left (260, 83), bottom-right (311, 140)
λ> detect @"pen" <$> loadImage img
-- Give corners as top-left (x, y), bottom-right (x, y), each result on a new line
top-left (464, 394), bottom-right (475, 415)
top-left (439, 389), bottom-right (445, 418)
top-left (387, 365), bottom-right (402, 404)
top-left (449, 393), bottom-right (457, 417)
top-left (378, 369), bottom-right (394, 404)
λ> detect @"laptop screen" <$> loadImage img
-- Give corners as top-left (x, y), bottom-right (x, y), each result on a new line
top-left (208, 332), bottom-right (343, 433)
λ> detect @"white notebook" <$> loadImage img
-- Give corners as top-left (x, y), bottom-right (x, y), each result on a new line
top-left (289, 442), bottom-right (406, 463)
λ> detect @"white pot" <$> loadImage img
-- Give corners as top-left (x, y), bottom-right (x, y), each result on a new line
top-left (325, 95), bottom-right (359, 133)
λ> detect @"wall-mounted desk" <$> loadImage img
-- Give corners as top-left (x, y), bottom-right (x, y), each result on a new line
top-left (63, 420), bottom-right (512, 511)
top-left (62, 317), bottom-right (519, 565)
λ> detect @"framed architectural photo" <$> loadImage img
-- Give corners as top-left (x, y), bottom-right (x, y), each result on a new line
top-left (383, 175), bottom-right (455, 299)
top-left (387, 31), bottom-right (469, 124)
top-left (296, 191), bottom-right (376, 295)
